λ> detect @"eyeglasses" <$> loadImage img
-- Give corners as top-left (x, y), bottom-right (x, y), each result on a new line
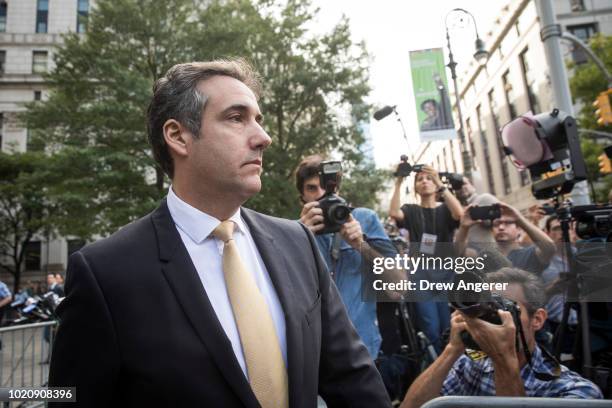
top-left (492, 220), bottom-right (516, 227)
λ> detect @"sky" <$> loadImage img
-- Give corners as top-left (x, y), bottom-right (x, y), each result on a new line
top-left (310, 0), bottom-right (511, 169)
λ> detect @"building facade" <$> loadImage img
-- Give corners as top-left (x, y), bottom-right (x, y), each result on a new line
top-left (416, 0), bottom-right (612, 208)
top-left (1, 0), bottom-right (90, 285)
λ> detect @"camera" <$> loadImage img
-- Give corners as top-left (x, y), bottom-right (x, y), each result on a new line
top-left (469, 204), bottom-right (501, 221)
top-left (501, 109), bottom-right (586, 199)
top-left (572, 204), bottom-right (612, 242)
top-left (316, 161), bottom-right (353, 235)
top-left (439, 172), bottom-right (465, 191)
top-left (394, 155), bottom-right (424, 178)
top-left (449, 272), bottom-right (522, 351)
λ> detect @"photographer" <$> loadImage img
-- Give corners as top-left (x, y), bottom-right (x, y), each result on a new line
top-left (455, 202), bottom-right (555, 274)
top-left (297, 155), bottom-right (404, 359)
top-left (455, 176), bottom-right (498, 250)
top-left (389, 164), bottom-right (463, 352)
top-left (400, 267), bottom-right (602, 408)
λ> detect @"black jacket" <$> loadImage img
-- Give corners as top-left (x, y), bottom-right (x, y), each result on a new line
top-left (49, 200), bottom-right (390, 407)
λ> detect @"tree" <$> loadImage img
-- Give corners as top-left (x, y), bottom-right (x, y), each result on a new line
top-left (197, 0), bottom-right (373, 218)
top-left (0, 152), bottom-right (55, 293)
top-left (569, 34), bottom-right (612, 203)
top-left (23, 0), bottom-right (377, 238)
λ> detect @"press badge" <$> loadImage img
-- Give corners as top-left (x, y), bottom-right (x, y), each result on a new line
top-left (420, 233), bottom-right (437, 255)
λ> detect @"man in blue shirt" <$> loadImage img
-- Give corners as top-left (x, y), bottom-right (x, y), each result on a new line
top-left (401, 267), bottom-right (602, 408)
top-left (296, 155), bottom-right (403, 359)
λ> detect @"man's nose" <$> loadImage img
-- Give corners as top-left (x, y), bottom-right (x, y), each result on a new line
top-left (251, 123), bottom-right (272, 150)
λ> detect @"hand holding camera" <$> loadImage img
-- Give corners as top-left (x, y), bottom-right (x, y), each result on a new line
top-left (461, 205), bottom-right (486, 228)
top-left (300, 201), bottom-right (325, 234)
top-left (394, 155), bottom-right (425, 178)
top-left (462, 310), bottom-right (518, 363)
top-left (447, 311), bottom-right (468, 356)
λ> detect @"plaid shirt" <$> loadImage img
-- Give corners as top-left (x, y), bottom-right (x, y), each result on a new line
top-left (0, 281), bottom-right (10, 300)
top-left (442, 346), bottom-right (602, 399)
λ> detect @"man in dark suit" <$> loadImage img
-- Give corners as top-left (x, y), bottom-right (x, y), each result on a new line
top-left (49, 59), bottom-right (390, 408)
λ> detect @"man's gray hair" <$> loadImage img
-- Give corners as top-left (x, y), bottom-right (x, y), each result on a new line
top-left (147, 58), bottom-right (262, 179)
top-left (486, 267), bottom-right (546, 315)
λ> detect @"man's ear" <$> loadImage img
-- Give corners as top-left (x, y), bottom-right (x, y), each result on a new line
top-left (531, 308), bottom-right (547, 332)
top-left (163, 119), bottom-right (191, 158)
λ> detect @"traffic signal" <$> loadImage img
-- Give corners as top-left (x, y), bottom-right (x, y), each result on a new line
top-left (593, 89), bottom-right (612, 126)
top-left (599, 153), bottom-right (612, 175)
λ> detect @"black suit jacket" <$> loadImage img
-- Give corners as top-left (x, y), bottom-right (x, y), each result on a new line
top-left (49, 200), bottom-right (390, 407)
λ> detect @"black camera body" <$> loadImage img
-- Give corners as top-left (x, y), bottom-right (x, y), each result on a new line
top-left (394, 155), bottom-right (424, 178)
top-left (456, 293), bottom-right (521, 351)
top-left (469, 204), bottom-right (501, 221)
top-left (317, 161), bottom-right (353, 235)
top-left (439, 172), bottom-right (465, 191)
top-left (449, 272), bottom-right (522, 351)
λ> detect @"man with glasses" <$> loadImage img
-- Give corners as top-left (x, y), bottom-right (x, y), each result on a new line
top-left (456, 202), bottom-right (555, 274)
top-left (491, 202), bottom-right (556, 274)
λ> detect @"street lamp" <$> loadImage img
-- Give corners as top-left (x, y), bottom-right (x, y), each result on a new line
top-left (445, 8), bottom-right (489, 179)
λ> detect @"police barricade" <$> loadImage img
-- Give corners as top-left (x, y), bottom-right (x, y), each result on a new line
top-left (0, 321), bottom-right (57, 408)
top-left (422, 396), bottom-right (612, 407)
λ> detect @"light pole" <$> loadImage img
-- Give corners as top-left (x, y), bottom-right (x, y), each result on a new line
top-left (445, 8), bottom-right (489, 180)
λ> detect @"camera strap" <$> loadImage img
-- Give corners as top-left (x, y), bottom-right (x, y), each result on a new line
top-left (329, 233), bottom-right (342, 281)
top-left (516, 312), bottom-right (561, 381)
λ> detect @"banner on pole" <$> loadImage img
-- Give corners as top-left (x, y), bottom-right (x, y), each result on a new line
top-left (409, 48), bottom-right (457, 142)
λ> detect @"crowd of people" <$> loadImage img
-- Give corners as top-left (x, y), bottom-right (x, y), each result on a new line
top-left (44, 59), bottom-right (610, 407)
top-left (300, 155), bottom-right (609, 404)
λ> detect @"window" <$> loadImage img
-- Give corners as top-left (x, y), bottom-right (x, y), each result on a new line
top-left (466, 118), bottom-right (477, 165)
top-left (567, 23), bottom-right (598, 64)
top-left (476, 105), bottom-right (496, 194)
top-left (0, 2), bottom-right (7, 33)
top-left (449, 139), bottom-right (457, 172)
top-left (36, 0), bottom-right (48, 33)
top-left (488, 89), bottom-right (511, 195)
top-left (0, 50), bottom-right (5, 74)
top-left (502, 70), bottom-right (517, 120)
top-left (570, 0), bottom-right (585, 12)
top-left (519, 47), bottom-right (540, 114)
top-left (34, 90), bottom-right (42, 101)
top-left (514, 21), bottom-right (520, 37)
top-left (520, 169), bottom-right (530, 186)
top-left (25, 241), bottom-right (41, 271)
top-left (32, 51), bottom-right (48, 74)
top-left (77, 0), bottom-right (89, 33)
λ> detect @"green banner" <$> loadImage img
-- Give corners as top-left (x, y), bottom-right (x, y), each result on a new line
top-left (409, 48), bottom-right (456, 141)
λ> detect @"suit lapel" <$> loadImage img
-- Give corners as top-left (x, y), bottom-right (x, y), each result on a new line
top-left (151, 200), bottom-right (259, 408)
top-left (241, 208), bottom-right (304, 408)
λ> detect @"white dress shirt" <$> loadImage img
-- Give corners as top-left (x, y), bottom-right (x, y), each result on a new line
top-left (166, 187), bottom-right (287, 378)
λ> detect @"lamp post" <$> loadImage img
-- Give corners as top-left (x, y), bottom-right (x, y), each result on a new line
top-left (445, 8), bottom-right (489, 180)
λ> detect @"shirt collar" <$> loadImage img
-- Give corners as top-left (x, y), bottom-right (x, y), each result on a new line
top-left (478, 345), bottom-right (551, 376)
top-left (166, 186), bottom-right (246, 244)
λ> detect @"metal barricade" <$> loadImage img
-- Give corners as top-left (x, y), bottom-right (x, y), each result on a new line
top-left (422, 396), bottom-right (612, 407)
top-left (0, 321), bottom-right (57, 408)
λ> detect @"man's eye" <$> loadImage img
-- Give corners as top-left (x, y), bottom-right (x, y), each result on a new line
top-left (229, 115), bottom-right (242, 122)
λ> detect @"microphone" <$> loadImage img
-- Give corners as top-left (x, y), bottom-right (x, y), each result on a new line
top-left (373, 105), bottom-right (395, 121)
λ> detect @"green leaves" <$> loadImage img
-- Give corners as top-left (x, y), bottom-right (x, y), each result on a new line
top-left (21, 0), bottom-right (377, 234)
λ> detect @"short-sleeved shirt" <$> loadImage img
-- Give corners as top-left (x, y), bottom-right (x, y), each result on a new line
top-left (315, 207), bottom-right (397, 359)
top-left (397, 203), bottom-right (459, 258)
top-left (442, 346), bottom-right (602, 398)
top-left (507, 245), bottom-right (549, 274)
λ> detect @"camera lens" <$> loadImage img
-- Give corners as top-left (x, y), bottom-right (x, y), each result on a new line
top-left (329, 204), bottom-right (351, 224)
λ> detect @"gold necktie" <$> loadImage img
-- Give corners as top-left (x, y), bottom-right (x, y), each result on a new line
top-left (211, 221), bottom-right (289, 408)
